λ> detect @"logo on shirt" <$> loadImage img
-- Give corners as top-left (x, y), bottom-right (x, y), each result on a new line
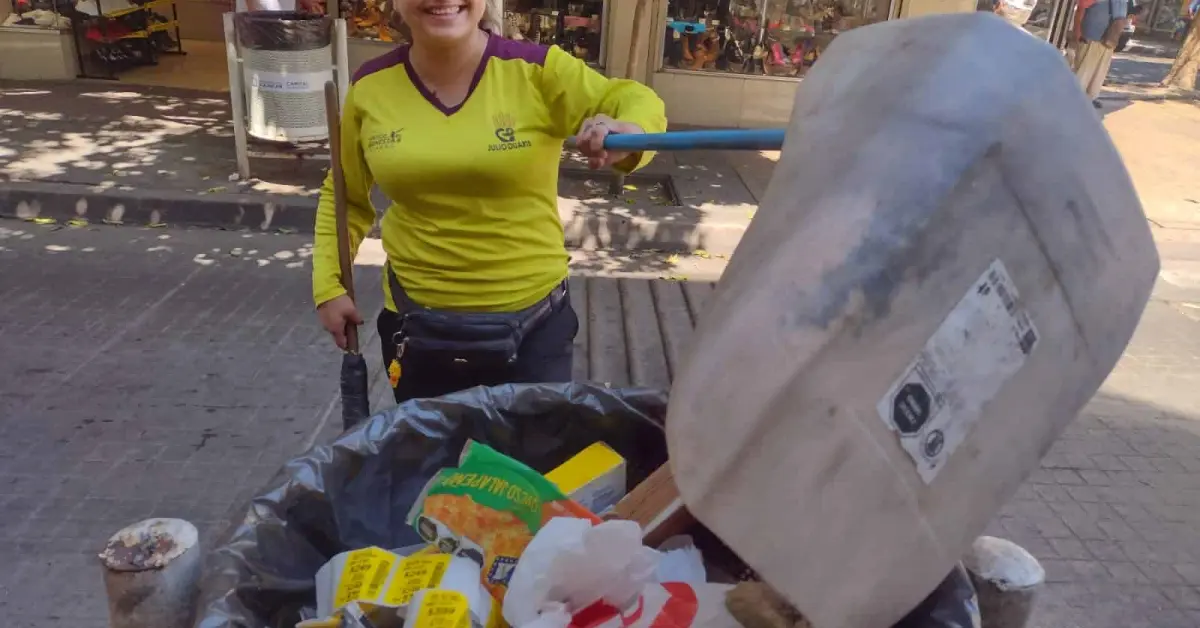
top-left (367, 129), bottom-right (404, 151)
top-left (488, 113), bottom-right (531, 152)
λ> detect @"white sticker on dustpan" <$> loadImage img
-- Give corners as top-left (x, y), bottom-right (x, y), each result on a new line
top-left (877, 259), bottom-right (1039, 484)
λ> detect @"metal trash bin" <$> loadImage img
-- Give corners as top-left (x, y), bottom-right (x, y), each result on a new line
top-left (235, 11), bottom-right (333, 143)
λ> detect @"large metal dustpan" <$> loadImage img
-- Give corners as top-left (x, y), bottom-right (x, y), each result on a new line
top-left (664, 14), bottom-right (1159, 628)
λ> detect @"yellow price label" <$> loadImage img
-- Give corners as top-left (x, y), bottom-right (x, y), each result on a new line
top-left (333, 548), bottom-right (397, 609)
top-left (413, 590), bottom-right (471, 628)
top-left (383, 554), bottom-right (451, 606)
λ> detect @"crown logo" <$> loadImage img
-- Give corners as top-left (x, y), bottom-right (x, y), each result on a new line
top-left (493, 112), bottom-right (516, 129)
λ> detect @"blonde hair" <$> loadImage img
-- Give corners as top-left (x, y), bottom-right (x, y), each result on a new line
top-left (480, 0), bottom-right (503, 34)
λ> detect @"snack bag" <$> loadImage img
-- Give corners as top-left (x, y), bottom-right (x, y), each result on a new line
top-left (408, 441), bottom-right (601, 602)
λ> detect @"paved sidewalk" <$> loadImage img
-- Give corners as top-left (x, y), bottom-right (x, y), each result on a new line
top-left (723, 98), bottom-right (1200, 234)
top-left (2, 52), bottom-right (1200, 628)
top-left (1101, 98), bottom-right (1200, 230)
top-left (2, 73), bottom-right (1194, 247)
top-left (0, 224), bottom-right (353, 627)
top-left (0, 80), bottom-right (759, 255)
top-left (999, 300), bottom-right (1200, 628)
top-left (0, 218), bottom-right (1199, 627)
top-left (1106, 37), bottom-right (1200, 97)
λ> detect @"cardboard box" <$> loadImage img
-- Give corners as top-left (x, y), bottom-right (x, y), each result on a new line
top-left (545, 442), bottom-right (627, 515)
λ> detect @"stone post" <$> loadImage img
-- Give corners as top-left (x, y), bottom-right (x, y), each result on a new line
top-left (100, 518), bottom-right (203, 628)
top-left (963, 536), bottom-right (1045, 628)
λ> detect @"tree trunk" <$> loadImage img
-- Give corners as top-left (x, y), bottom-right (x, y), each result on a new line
top-left (1164, 15), bottom-right (1200, 90)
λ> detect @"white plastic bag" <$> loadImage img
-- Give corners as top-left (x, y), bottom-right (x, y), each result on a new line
top-left (503, 518), bottom-right (738, 628)
top-left (656, 536), bottom-right (707, 584)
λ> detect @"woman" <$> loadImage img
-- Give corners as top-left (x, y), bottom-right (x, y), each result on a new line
top-left (312, 0), bottom-right (667, 404)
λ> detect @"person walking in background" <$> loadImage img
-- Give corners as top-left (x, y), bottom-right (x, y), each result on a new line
top-left (1071, 0), bottom-right (1128, 107)
top-left (312, 0), bottom-right (667, 404)
top-left (1177, 0), bottom-right (1200, 40)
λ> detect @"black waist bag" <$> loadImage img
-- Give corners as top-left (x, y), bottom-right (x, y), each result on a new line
top-left (387, 266), bottom-right (567, 370)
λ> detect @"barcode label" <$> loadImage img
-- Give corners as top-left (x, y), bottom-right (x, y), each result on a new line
top-left (986, 262), bottom-right (1038, 355)
top-left (996, 281), bottom-right (1016, 314)
top-left (987, 267), bottom-right (1017, 313)
top-left (1019, 328), bottom-right (1037, 355)
top-left (878, 258), bottom-right (1039, 483)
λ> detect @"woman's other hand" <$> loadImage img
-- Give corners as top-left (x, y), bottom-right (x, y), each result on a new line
top-left (317, 294), bottom-right (363, 350)
top-left (576, 115), bottom-right (645, 170)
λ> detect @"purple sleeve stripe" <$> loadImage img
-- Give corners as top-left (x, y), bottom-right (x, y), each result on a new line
top-left (352, 46), bottom-right (409, 84)
top-left (487, 37), bottom-right (549, 66)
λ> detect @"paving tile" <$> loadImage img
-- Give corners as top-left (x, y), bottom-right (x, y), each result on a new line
top-left (0, 225), bottom-right (348, 622)
top-left (6, 221), bottom-right (1200, 628)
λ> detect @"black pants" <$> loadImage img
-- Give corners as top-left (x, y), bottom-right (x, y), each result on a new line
top-left (377, 289), bottom-right (579, 404)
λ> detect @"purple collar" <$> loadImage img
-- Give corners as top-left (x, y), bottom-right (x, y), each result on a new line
top-left (404, 30), bottom-right (498, 116)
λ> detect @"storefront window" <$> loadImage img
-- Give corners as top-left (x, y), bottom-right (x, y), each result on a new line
top-left (3, 0), bottom-right (71, 28)
top-left (662, 0), bottom-right (886, 76)
top-left (341, 0), bottom-right (405, 41)
top-left (502, 0), bottom-right (606, 65)
top-left (1150, 0), bottom-right (1181, 33)
top-left (339, 0), bottom-right (606, 65)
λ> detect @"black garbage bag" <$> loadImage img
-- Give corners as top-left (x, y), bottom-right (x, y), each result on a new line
top-left (193, 382), bottom-right (979, 628)
top-left (895, 566), bottom-right (981, 628)
top-left (235, 11), bottom-right (331, 51)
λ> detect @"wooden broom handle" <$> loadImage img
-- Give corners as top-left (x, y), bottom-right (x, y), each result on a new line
top-left (324, 81), bottom-right (360, 354)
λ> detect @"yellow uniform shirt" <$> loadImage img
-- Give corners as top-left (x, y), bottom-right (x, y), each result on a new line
top-left (312, 34), bottom-right (668, 312)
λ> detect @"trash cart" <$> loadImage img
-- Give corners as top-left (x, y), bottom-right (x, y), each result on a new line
top-left (234, 11), bottom-right (334, 143)
top-left (193, 382), bottom-right (980, 628)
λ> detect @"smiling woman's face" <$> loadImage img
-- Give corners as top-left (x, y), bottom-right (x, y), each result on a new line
top-left (395, 0), bottom-right (486, 46)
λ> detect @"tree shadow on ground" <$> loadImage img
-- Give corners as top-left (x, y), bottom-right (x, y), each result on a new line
top-left (0, 80), bottom-right (328, 198)
top-left (0, 83), bottom-right (761, 271)
top-left (1109, 54), bottom-right (1175, 85)
top-left (1101, 99), bottom-right (1137, 117)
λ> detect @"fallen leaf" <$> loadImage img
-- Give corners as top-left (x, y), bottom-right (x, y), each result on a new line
top-left (695, 249), bottom-right (711, 259)
top-left (31, 217), bottom-right (56, 225)
top-left (666, 253), bottom-right (681, 265)
top-left (68, 218), bottom-right (89, 227)
top-left (148, 222), bottom-right (168, 228)
top-left (200, 186), bottom-right (227, 195)
top-left (623, 184), bottom-right (638, 191)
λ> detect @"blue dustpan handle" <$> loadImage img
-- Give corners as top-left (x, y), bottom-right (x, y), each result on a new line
top-left (567, 129), bottom-right (787, 152)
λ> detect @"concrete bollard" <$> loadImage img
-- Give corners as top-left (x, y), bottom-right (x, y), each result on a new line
top-left (610, 173), bottom-right (626, 196)
top-left (99, 518), bottom-right (202, 628)
top-left (963, 536), bottom-right (1045, 628)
